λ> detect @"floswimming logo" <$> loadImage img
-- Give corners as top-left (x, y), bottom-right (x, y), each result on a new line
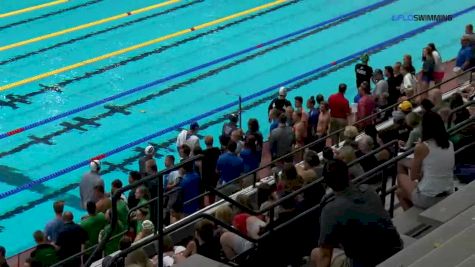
top-left (392, 14), bottom-right (453, 22)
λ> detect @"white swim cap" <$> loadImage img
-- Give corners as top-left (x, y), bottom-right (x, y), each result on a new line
top-left (90, 160), bottom-right (101, 172)
top-left (145, 145), bottom-right (155, 155)
top-left (278, 86), bottom-right (287, 96)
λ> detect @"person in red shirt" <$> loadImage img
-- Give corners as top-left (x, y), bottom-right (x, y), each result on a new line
top-left (328, 83), bottom-right (351, 145)
top-left (356, 81), bottom-right (376, 129)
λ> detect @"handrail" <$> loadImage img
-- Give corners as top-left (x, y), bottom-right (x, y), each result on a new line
top-left (455, 140), bottom-right (475, 154)
top-left (348, 139), bottom-right (398, 167)
top-left (447, 100), bottom-right (475, 128)
top-left (84, 155), bottom-right (203, 266)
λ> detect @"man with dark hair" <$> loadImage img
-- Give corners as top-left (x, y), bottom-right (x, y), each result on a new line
top-left (127, 171), bottom-right (141, 209)
top-left (179, 144), bottom-right (192, 160)
top-left (164, 155), bottom-right (181, 191)
top-left (217, 141), bottom-right (244, 186)
top-left (355, 53), bottom-right (373, 89)
top-left (0, 246), bottom-right (8, 267)
top-left (110, 179), bottom-right (129, 226)
top-left (80, 201), bottom-right (107, 253)
top-left (202, 136), bottom-right (221, 205)
top-left (30, 231), bottom-right (58, 267)
top-left (269, 114), bottom-right (294, 160)
top-left (328, 84), bottom-right (351, 145)
top-left (44, 200), bottom-right (64, 243)
top-left (178, 161), bottom-right (201, 215)
top-left (56, 212), bottom-right (88, 267)
top-left (311, 160), bottom-right (402, 267)
top-left (294, 96), bottom-right (308, 126)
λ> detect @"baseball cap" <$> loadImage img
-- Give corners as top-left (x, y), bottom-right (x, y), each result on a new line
top-left (398, 101), bottom-right (413, 112)
top-left (190, 122), bottom-right (199, 131)
top-left (90, 160), bottom-right (101, 172)
top-left (278, 86), bottom-right (287, 96)
top-left (360, 53), bottom-right (369, 63)
top-left (144, 145), bottom-right (155, 156)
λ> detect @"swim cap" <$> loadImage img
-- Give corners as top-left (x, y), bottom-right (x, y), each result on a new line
top-left (360, 53), bottom-right (369, 63)
top-left (145, 145), bottom-right (155, 156)
top-left (229, 113), bottom-right (238, 123)
top-left (90, 160), bottom-right (101, 172)
top-left (278, 86), bottom-right (287, 96)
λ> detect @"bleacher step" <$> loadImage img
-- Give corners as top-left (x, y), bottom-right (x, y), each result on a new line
top-left (408, 224), bottom-right (475, 267)
top-left (175, 254), bottom-right (230, 267)
top-left (378, 205), bottom-right (475, 267)
top-left (419, 181), bottom-right (475, 227)
top-left (401, 234), bottom-right (417, 248)
top-left (392, 206), bottom-right (425, 236)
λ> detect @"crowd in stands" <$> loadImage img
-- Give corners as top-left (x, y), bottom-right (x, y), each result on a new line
top-left (2, 24), bottom-right (475, 267)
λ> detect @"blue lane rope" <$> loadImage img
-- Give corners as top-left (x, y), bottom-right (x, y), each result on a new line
top-left (0, 0), bottom-right (395, 139)
top-left (1, 3), bottom-right (473, 200)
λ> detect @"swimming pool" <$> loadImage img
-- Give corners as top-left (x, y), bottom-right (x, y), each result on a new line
top-left (0, 0), bottom-right (473, 256)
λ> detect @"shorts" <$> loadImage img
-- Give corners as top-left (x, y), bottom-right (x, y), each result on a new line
top-left (329, 118), bottom-right (347, 144)
top-left (411, 188), bottom-right (447, 209)
top-left (421, 74), bottom-right (433, 83)
top-left (433, 71), bottom-right (445, 82)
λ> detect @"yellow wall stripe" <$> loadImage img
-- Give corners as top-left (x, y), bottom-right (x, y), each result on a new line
top-left (0, 0), bottom-right (69, 18)
top-left (0, 0), bottom-right (180, 52)
top-left (0, 0), bottom-right (286, 92)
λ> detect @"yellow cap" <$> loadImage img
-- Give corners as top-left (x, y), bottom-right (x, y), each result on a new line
top-left (399, 101), bottom-right (412, 112)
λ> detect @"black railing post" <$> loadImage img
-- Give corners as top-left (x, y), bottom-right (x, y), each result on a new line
top-left (253, 172), bottom-right (257, 188)
top-left (158, 168), bottom-right (164, 267)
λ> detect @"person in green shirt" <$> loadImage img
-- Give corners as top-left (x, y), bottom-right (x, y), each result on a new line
top-left (111, 179), bottom-right (130, 227)
top-left (99, 209), bottom-right (125, 256)
top-left (80, 201), bottom-right (107, 250)
top-left (30, 231), bottom-right (58, 267)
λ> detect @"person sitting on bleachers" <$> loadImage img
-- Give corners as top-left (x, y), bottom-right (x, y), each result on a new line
top-left (355, 134), bottom-right (379, 172)
top-left (134, 220), bottom-right (154, 242)
top-left (336, 146), bottom-right (364, 180)
top-left (396, 111), bottom-right (455, 210)
top-left (311, 160), bottom-right (403, 267)
top-left (216, 205), bottom-right (253, 260)
top-left (99, 209), bottom-right (125, 256)
top-left (182, 219), bottom-right (221, 262)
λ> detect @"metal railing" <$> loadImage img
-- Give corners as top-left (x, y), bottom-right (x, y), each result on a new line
top-left (105, 114), bottom-right (474, 267)
top-left (447, 100), bottom-right (475, 128)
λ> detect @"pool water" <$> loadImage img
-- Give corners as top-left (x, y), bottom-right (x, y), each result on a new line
top-left (0, 0), bottom-right (473, 256)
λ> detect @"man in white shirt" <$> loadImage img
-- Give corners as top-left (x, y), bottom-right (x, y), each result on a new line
top-left (372, 69), bottom-right (388, 108)
top-left (176, 122), bottom-right (200, 153)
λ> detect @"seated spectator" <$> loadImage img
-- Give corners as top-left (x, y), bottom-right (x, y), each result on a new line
top-left (99, 209), bottom-right (125, 256)
top-left (0, 246), bottom-right (7, 267)
top-left (30, 231), bottom-right (58, 267)
top-left (296, 150), bottom-right (324, 183)
top-left (44, 200), bottom-right (64, 243)
top-left (134, 220), bottom-right (154, 242)
top-left (269, 114), bottom-right (294, 160)
top-left (56, 212), bottom-right (88, 267)
top-left (95, 184), bottom-right (111, 213)
top-left (336, 146), bottom-right (364, 180)
top-left (216, 206), bottom-right (253, 260)
top-left (179, 162), bottom-right (201, 215)
top-left (364, 124), bottom-right (379, 149)
top-left (399, 100), bottom-right (413, 114)
top-left (240, 135), bottom-right (261, 173)
top-left (450, 92), bottom-right (471, 125)
top-left (400, 112), bottom-right (422, 150)
top-left (342, 125), bottom-right (359, 148)
top-left (135, 185), bottom-right (150, 212)
top-left (80, 201), bottom-right (107, 252)
top-left (124, 248), bottom-right (153, 267)
top-left (277, 163), bottom-right (304, 195)
top-left (183, 219), bottom-right (221, 261)
top-left (397, 111), bottom-right (455, 210)
top-left (127, 171), bottom-right (142, 209)
top-left (170, 201), bottom-right (185, 224)
top-left (356, 134), bottom-right (379, 172)
top-left (311, 160), bottom-right (402, 267)
top-left (134, 208), bottom-right (149, 236)
top-left (256, 183), bottom-right (277, 222)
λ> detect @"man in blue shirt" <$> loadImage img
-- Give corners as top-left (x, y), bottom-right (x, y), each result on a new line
top-left (44, 200), bottom-right (64, 243)
top-left (179, 162), bottom-right (201, 215)
top-left (456, 36), bottom-right (473, 70)
top-left (217, 141), bottom-right (244, 185)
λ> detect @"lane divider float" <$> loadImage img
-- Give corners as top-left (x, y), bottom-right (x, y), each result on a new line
top-left (0, 0), bottom-right (286, 92)
top-left (0, 0), bottom-right (395, 139)
top-left (0, 0), bottom-right (68, 19)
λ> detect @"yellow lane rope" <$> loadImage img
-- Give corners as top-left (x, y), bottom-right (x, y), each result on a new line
top-left (0, 0), bottom-right (180, 52)
top-left (0, 0), bottom-right (68, 18)
top-left (0, 0), bottom-right (286, 92)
